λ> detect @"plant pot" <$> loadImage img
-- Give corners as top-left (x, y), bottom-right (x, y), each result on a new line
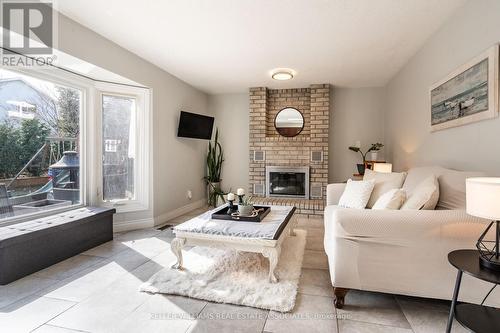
top-left (238, 204), bottom-right (254, 216)
top-left (216, 196), bottom-right (225, 207)
top-left (207, 181), bottom-right (221, 207)
top-left (370, 152), bottom-right (378, 161)
top-left (357, 164), bottom-right (365, 175)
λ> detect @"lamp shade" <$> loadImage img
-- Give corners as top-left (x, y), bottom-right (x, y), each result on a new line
top-left (466, 177), bottom-right (500, 220)
top-left (373, 163), bottom-right (392, 173)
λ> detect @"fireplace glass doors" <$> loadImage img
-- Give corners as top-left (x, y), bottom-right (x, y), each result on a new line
top-left (266, 166), bottom-right (309, 199)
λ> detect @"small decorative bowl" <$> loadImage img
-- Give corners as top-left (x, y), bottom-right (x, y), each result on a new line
top-left (238, 204), bottom-right (254, 216)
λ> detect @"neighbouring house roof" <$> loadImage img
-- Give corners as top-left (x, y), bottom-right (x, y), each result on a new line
top-left (0, 77), bottom-right (54, 100)
top-left (0, 78), bottom-right (56, 124)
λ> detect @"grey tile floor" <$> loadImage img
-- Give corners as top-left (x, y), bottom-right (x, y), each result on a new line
top-left (0, 208), bottom-right (468, 333)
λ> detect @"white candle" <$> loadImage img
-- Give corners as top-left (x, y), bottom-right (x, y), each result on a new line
top-left (237, 188), bottom-right (245, 196)
top-left (227, 192), bottom-right (235, 201)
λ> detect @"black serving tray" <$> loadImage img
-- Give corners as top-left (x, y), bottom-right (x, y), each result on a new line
top-left (211, 205), bottom-right (271, 222)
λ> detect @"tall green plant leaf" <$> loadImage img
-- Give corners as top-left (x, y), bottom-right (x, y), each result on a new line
top-left (206, 128), bottom-right (224, 183)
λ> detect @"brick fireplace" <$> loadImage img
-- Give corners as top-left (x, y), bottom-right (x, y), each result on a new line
top-left (248, 84), bottom-right (329, 214)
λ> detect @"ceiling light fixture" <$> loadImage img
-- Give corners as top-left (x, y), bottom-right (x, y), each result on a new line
top-left (271, 70), bottom-right (294, 81)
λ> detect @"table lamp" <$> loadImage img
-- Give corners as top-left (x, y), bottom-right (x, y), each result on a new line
top-left (466, 177), bottom-right (500, 271)
top-left (373, 163), bottom-right (392, 173)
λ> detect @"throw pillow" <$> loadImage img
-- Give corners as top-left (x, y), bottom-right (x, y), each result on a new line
top-left (363, 169), bottom-right (407, 208)
top-left (401, 166), bottom-right (444, 196)
top-left (372, 189), bottom-right (406, 210)
top-left (401, 176), bottom-right (439, 210)
top-left (338, 179), bottom-right (376, 209)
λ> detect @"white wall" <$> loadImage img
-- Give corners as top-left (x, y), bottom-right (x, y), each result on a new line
top-left (57, 13), bottom-right (210, 226)
top-left (329, 87), bottom-right (386, 182)
top-left (56, 13), bottom-right (387, 227)
top-left (209, 94), bottom-right (249, 193)
top-left (385, 0), bottom-right (500, 175)
top-left (209, 87), bottom-right (386, 186)
top-left (51, 0), bottom-right (500, 229)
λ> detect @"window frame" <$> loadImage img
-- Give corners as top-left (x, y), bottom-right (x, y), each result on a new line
top-left (94, 82), bottom-right (151, 213)
top-left (0, 66), bottom-right (152, 226)
top-left (0, 65), bottom-right (92, 225)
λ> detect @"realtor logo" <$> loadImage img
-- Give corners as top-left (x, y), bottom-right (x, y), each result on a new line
top-left (1, 0), bottom-right (54, 54)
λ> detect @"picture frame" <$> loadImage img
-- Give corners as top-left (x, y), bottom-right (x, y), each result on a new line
top-left (430, 44), bottom-right (499, 132)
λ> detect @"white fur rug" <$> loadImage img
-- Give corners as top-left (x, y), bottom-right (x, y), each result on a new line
top-left (139, 229), bottom-right (306, 312)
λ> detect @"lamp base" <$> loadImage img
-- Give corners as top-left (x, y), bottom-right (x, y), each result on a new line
top-left (476, 220), bottom-right (500, 271)
top-left (479, 254), bottom-right (500, 271)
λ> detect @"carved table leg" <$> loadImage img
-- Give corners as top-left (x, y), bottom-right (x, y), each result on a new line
top-left (333, 287), bottom-right (349, 309)
top-left (262, 246), bottom-right (281, 283)
top-left (170, 238), bottom-right (186, 269)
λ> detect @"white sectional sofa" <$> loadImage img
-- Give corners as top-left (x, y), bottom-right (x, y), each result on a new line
top-left (324, 166), bottom-right (500, 308)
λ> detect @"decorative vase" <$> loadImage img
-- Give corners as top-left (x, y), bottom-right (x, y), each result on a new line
top-left (216, 196), bottom-right (225, 207)
top-left (357, 164), bottom-right (365, 175)
top-left (370, 152), bottom-right (378, 161)
top-left (238, 204), bottom-right (254, 216)
top-left (207, 181), bottom-right (221, 207)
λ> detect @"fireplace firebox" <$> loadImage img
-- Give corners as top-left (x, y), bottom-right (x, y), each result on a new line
top-left (266, 166), bottom-right (310, 199)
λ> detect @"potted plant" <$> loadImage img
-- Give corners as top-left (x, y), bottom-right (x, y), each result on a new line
top-left (348, 143), bottom-right (384, 175)
top-left (238, 195), bottom-right (254, 216)
top-left (205, 128), bottom-right (225, 207)
top-left (208, 183), bottom-right (226, 207)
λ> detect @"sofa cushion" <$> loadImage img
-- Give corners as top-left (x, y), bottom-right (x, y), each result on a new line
top-left (363, 169), bottom-right (407, 208)
top-left (437, 169), bottom-right (486, 210)
top-left (402, 166), bottom-right (445, 195)
top-left (372, 189), bottom-right (406, 210)
top-left (401, 176), bottom-right (439, 210)
top-left (402, 166), bottom-right (486, 210)
top-left (338, 179), bottom-right (375, 209)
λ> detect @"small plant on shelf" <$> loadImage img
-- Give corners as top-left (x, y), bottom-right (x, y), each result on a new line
top-left (348, 143), bottom-right (384, 175)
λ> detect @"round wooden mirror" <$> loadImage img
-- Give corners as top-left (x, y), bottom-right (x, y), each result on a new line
top-left (274, 107), bottom-right (304, 137)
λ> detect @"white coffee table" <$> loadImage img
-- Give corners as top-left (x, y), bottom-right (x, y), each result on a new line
top-left (170, 205), bottom-right (297, 283)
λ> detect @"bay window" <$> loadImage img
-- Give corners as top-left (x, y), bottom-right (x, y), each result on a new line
top-left (0, 68), bottom-right (83, 222)
top-left (0, 65), bottom-right (151, 225)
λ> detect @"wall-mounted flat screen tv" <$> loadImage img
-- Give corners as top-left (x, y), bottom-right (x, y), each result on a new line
top-left (177, 111), bottom-right (214, 140)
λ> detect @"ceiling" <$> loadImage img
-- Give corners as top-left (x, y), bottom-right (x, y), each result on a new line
top-left (58, 0), bottom-right (466, 94)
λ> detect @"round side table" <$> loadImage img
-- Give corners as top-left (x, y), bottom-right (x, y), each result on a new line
top-left (447, 249), bottom-right (500, 333)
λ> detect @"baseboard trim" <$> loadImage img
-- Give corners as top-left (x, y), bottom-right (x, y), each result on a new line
top-left (154, 199), bottom-right (206, 226)
top-left (113, 217), bottom-right (154, 233)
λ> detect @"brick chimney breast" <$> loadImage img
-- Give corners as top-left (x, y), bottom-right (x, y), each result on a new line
top-left (248, 84), bottom-right (330, 200)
